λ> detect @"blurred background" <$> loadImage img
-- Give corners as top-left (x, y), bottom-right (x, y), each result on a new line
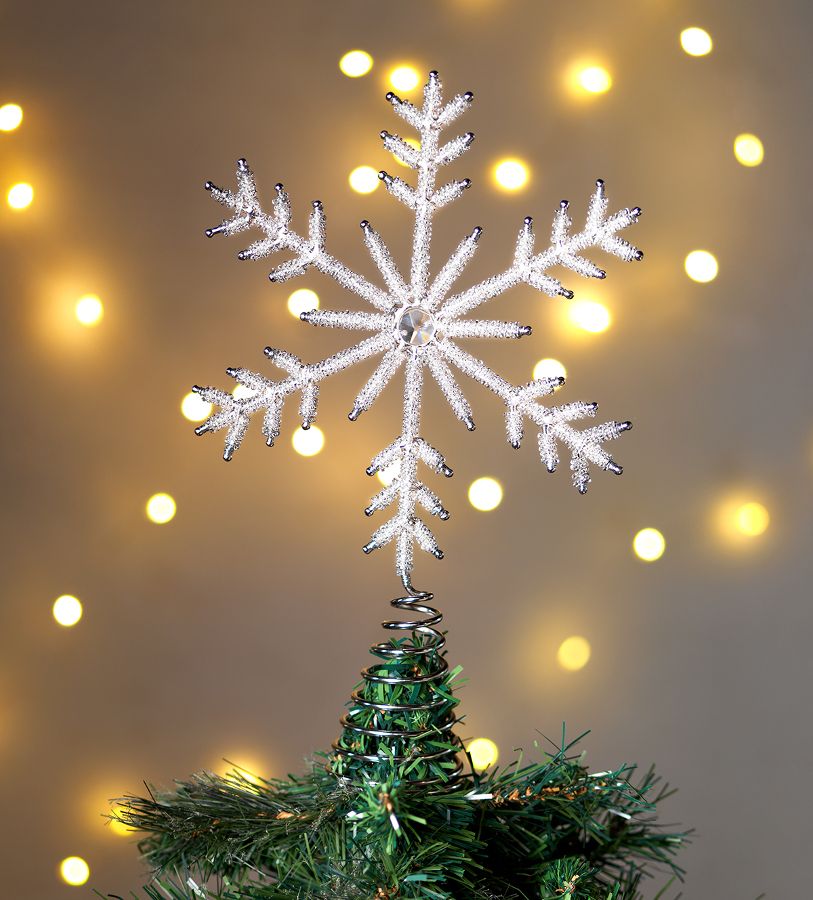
top-left (1, 0), bottom-right (811, 895)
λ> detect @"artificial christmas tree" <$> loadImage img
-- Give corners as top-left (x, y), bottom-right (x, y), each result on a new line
top-left (112, 72), bottom-right (686, 899)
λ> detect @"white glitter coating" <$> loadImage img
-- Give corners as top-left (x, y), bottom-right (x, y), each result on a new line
top-left (197, 72), bottom-right (641, 582)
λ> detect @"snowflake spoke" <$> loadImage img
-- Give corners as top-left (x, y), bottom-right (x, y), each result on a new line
top-left (361, 221), bottom-right (410, 302)
top-left (198, 71), bottom-right (640, 581)
top-left (300, 309), bottom-right (390, 332)
top-left (426, 227), bottom-right (482, 310)
top-left (436, 338), bottom-right (513, 401)
top-left (349, 347), bottom-right (405, 420)
top-left (441, 319), bottom-right (532, 340)
top-left (424, 348), bottom-right (475, 431)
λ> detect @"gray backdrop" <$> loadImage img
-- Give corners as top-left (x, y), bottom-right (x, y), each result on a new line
top-left (1, 0), bottom-right (811, 896)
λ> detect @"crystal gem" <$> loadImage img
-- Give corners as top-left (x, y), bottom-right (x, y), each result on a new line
top-left (397, 307), bottom-right (436, 346)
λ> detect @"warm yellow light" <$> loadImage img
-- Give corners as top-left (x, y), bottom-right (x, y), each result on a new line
top-left (468, 477), bottom-right (503, 512)
top-left (348, 165), bottom-right (380, 194)
top-left (53, 595), bottom-right (83, 628)
top-left (108, 816), bottom-right (132, 837)
top-left (339, 50), bottom-right (373, 78)
top-left (578, 66), bottom-right (612, 94)
top-left (7, 182), bottom-right (33, 209)
top-left (715, 495), bottom-right (773, 546)
top-left (680, 27), bottom-right (713, 57)
top-left (389, 65), bottom-right (420, 93)
top-left (394, 136), bottom-right (421, 168)
top-left (734, 133), bottom-right (764, 167)
top-left (287, 288), bottom-right (320, 317)
top-left (684, 250), bottom-right (718, 283)
top-left (74, 293), bottom-right (104, 327)
top-left (107, 804), bottom-right (133, 836)
top-left (232, 384), bottom-right (256, 400)
top-left (59, 856), bottom-right (90, 886)
top-left (377, 461), bottom-right (400, 487)
top-left (181, 391), bottom-right (212, 422)
top-left (0, 103), bottom-right (23, 131)
top-left (292, 424), bottom-right (324, 457)
top-left (735, 501), bottom-right (770, 537)
top-left (533, 357), bottom-right (566, 385)
top-left (221, 759), bottom-right (266, 787)
top-left (226, 769), bottom-right (264, 787)
top-left (468, 737), bottom-right (499, 771)
top-left (146, 492), bottom-right (176, 524)
top-left (493, 158), bottom-right (529, 192)
top-left (557, 636), bottom-right (591, 671)
top-left (633, 527), bottom-right (666, 562)
top-left (567, 299), bottom-right (611, 333)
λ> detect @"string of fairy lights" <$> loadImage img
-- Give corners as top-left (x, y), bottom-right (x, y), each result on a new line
top-left (2, 23), bottom-right (774, 887)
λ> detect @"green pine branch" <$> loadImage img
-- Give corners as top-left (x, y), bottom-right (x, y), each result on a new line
top-left (109, 742), bottom-right (685, 898)
top-left (107, 644), bottom-right (687, 899)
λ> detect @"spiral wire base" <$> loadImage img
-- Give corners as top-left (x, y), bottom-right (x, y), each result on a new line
top-left (332, 583), bottom-right (463, 786)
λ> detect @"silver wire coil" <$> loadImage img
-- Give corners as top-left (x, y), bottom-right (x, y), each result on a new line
top-left (333, 584), bottom-right (463, 786)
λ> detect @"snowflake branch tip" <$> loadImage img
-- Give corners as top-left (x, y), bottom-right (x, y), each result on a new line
top-left (380, 130), bottom-right (421, 169)
top-left (378, 171), bottom-right (417, 209)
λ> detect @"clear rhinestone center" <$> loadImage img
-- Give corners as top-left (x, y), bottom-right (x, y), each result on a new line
top-left (397, 307), bottom-right (436, 347)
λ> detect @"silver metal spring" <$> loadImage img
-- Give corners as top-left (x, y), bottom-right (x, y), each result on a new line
top-left (332, 579), bottom-right (463, 786)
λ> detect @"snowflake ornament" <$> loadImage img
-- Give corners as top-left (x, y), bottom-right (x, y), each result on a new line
top-left (194, 71), bottom-right (641, 588)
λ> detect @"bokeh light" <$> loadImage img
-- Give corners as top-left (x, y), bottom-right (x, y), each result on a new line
top-left (292, 425), bottom-right (324, 457)
top-left (108, 812), bottom-right (132, 837)
top-left (181, 391), bottom-right (213, 422)
top-left (680, 27), bottom-right (713, 57)
top-left (7, 182), bottom-right (33, 209)
top-left (468, 477), bottom-right (503, 512)
top-left (232, 384), bottom-right (256, 400)
top-left (493, 158), bottom-right (529, 192)
top-left (214, 754), bottom-right (269, 787)
top-left (734, 133), bottom-right (765, 167)
top-left (533, 357), bottom-right (566, 385)
top-left (735, 501), bottom-right (770, 537)
top-left (348, 165), bottom-right (379, 194)
top-left (0, 102), bottom-right (23, 131)
top-left (52, 595), bottom-right (83, 628)
top-left (684, 250), bottom-right (718, 283)
top-left (146, 493), bottom-right (176, 524)
top-left (388, 65), bottom-right (420, 93)
top-left (377, 461), bottom-right (400, 487)
top-left (577, 65), bottom-right (612, 94)
top-left (287, 288), bottom-right (320, 318)
top-left (74, 294), bottom-right (104, 327)
top-left (715, 495), bottom-right (773, 547)
top-left (557, 636), bottom-right (591, 671)
top-left (468, 737), bottom-right (499, 771)
top-left (567, 299), bottom-right (611, 333)
top-left (59, 857), bottom-right (90, 886)
top-left (339, 50), bottom-right (373, 78)
top-left (633, 527), bottom-right (666, 562)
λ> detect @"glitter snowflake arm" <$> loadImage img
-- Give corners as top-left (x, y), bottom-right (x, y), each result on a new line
top-left (204, 161), bottom-right (391, 311)
top-left (193, 332), bottom-right (393, 459)
top-left (362, 353), bottom-right (451, 580)
top-left (439, 181), bottom-right (642, 321)
top-left (436, 339), bottom-right (632, 493)
top-left (378, 75), bottom-right (476, 301)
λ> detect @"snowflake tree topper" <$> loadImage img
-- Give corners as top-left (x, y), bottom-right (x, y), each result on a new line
top-left (194, 71), bottom-right (641, 589)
